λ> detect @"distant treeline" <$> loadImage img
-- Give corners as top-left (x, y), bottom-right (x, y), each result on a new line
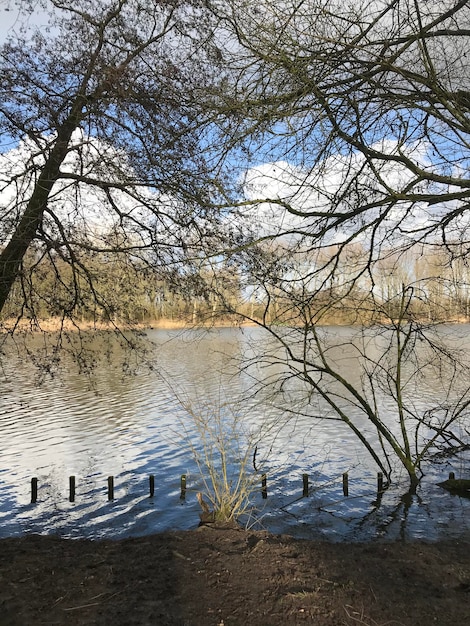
top-left (1, 242), bottom-right (469, 327)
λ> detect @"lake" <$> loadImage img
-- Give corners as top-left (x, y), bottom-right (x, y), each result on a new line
top-left (0, 325), bottom-right (469, 542)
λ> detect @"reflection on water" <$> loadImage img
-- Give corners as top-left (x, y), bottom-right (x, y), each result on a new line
top-left (0, 326), bottom-right (469, 541)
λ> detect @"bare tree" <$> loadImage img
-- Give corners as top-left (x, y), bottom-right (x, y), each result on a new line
top-left (0, 0), bottom-right (227, 330)
top-left (2, 0), bottom-right (469, 487)
top-left (201, 0), bottom-right (470, 491)
top-left (210, 0), bottom-right (470, 251)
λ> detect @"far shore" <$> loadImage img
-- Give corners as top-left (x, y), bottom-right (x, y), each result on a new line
top-left (2, 314), bottom-right (469, 335)
top-left (0, 315), bottom-right (258, 334)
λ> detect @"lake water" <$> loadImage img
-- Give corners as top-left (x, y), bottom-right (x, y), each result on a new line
top-left (0, 325), bottom-right (469, 542)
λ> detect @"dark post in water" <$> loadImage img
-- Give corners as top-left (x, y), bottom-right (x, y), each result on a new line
top-left (31, 477), bottom-right (38, 503)
top-left (261, 473), bottom-right (267, 499)
top-left (69, 476), bottom-right (76, 502)
top-left (107, 476), bottom-right (114, 501)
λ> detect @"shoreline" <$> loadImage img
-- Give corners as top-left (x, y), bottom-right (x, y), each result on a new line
top-left (2, 315), bottom-right (469, 335)
top-left (0, 316), bottom-right (256, 334)
top-left (1, 528), bottom-right (469, 625)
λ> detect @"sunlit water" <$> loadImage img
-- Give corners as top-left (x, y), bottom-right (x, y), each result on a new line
top-left (0, 326), bottom-right (469, 542)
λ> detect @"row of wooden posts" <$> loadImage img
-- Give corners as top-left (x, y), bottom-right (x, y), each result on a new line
top-left (29, 471), bottom-right (391, 504)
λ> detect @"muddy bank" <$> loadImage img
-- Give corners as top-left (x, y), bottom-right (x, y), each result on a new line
top-left (1, 529), bottom-right (469, 625)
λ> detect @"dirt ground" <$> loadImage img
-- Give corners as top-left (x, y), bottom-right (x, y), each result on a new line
top-left (0, 527), bottom-right (469, 626)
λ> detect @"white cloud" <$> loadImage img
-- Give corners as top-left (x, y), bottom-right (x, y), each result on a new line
top-left (240, 138), bottom-right (460, 246)
top-left (0, 130), bottom-right (159, 248)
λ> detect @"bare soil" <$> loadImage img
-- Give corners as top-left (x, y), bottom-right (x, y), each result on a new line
top-left (0, 527), bottom-right (469, 626)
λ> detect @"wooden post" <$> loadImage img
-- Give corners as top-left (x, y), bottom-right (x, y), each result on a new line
top-left (302, 473), bottom-right (309, 497)
top-left (180, 474), bottom-right (186, 500)
top-left (69, 476), bottom-right (76, 502)
top-left (149, 474), bottom-right (155, 498)
top-left (31, 477), bottom-right (38, 503)
top-left (449, 471), bottom-right (455, 480)
top-left (107, 476), bottom-right (114, 501)
top-left (261, 473), bottom-right (267, 499)
top-left (377, 472), bottom-right (384, 493)
top-left (342, 472), bottom-right (349, 497)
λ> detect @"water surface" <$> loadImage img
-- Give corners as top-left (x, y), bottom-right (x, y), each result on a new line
top-left (0, 326), bottom-right (469, 541)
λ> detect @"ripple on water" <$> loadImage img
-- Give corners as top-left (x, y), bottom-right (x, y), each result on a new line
top-left (1, 328), bottom-right (470, 540)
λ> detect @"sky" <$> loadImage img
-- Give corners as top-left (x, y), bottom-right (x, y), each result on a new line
top-left (241, 141), bottom-right (439, 245)
top-left (0, 0), bottom-right (49, 43)
top-left (0, 2), bottom-right (21, 41)
top-left (0, 2), bottom-right (50, 151)
top-left (0, 0), bottom-right (468, 253)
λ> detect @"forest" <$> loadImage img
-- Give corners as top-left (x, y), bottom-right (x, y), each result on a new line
top-left (2, 240), bottom-right (470, 328)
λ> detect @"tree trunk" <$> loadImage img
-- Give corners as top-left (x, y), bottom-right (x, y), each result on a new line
top-left (0, 98), bottom-right (86, 314)
top-left (407, 468), bottom-right (420, 495)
